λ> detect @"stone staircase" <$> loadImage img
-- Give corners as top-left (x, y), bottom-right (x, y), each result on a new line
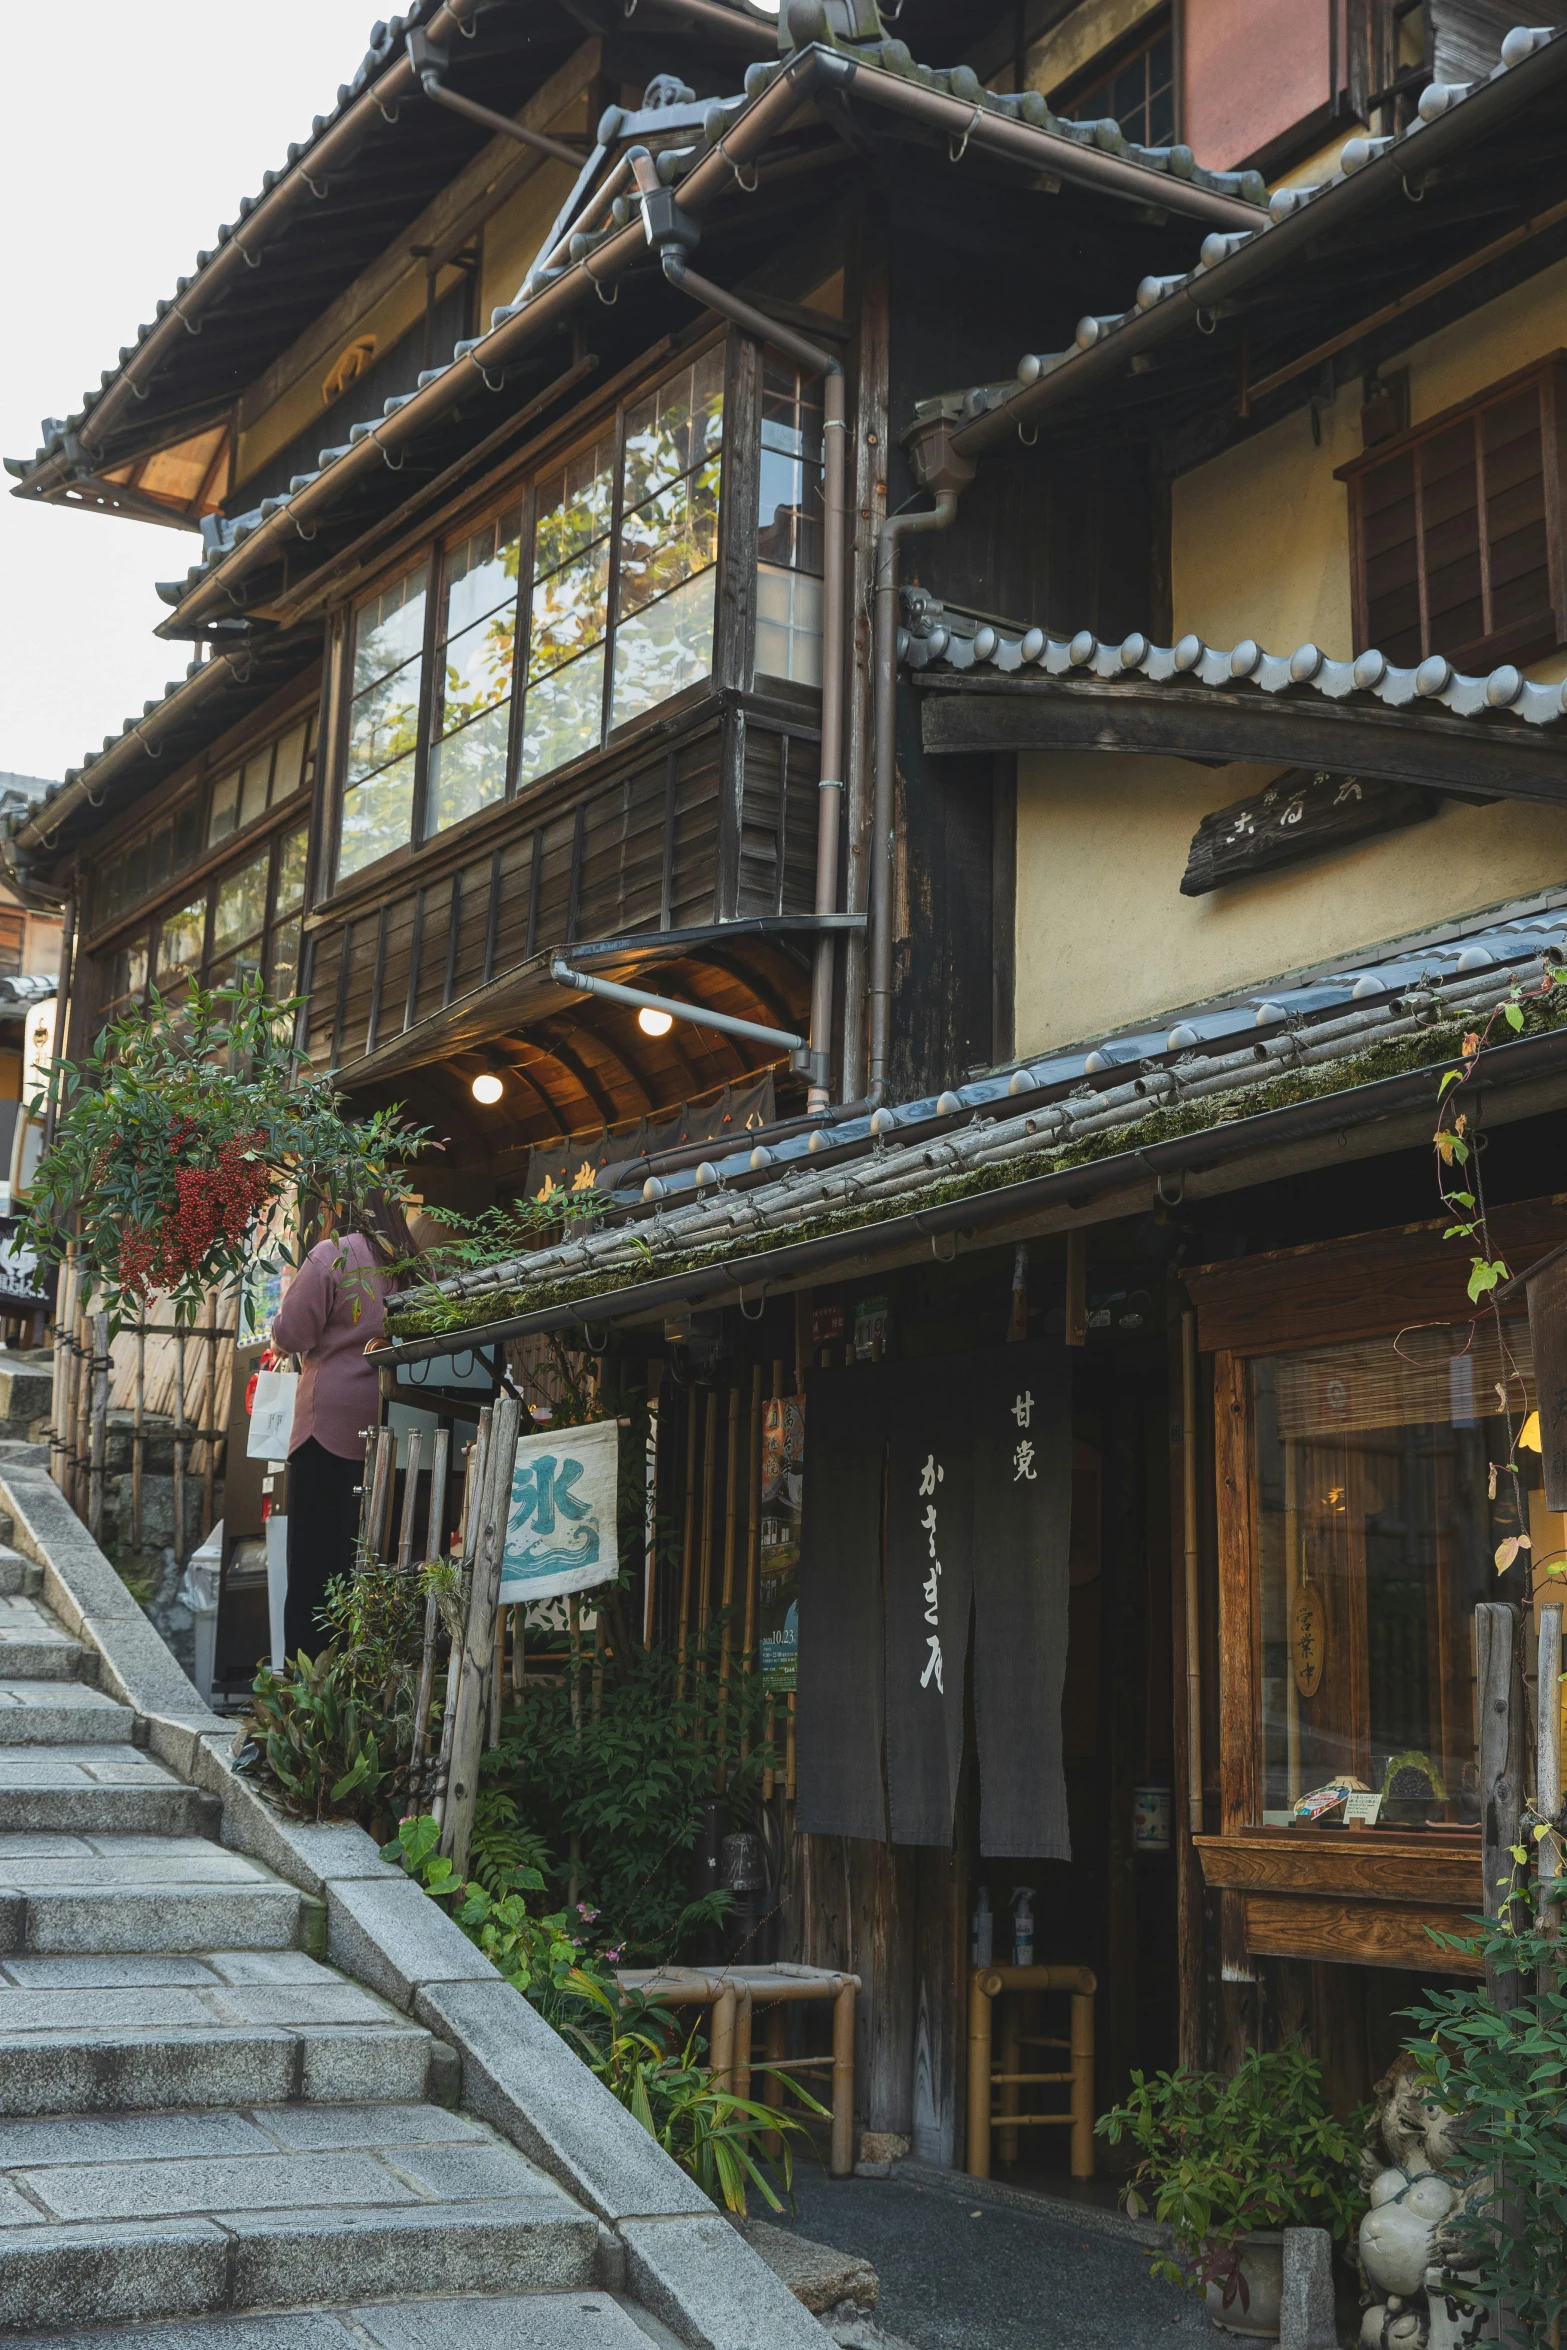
top-left (0, 1542), bottom-right (724, 2347)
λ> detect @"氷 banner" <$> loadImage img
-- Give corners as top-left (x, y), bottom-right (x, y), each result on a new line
top-left (498, 1417), bottom-right (619, 1606)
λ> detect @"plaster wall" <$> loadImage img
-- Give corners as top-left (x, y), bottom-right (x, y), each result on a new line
top-left (1013, 749), bottom-right (1567, 1054)
top-left (1170, 253), bottom-right (1567, 673)
top-left (1181, 0), bottom-right (1333, 170)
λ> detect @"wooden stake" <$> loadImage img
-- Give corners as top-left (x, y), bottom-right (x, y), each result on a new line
top-left (677, 1393), bottom-right (699, 1696)
top-left (356, 1429), bottom-right (380, 1553)
top-left (786, 1691), bottom-right (797, 1803)
top-left (739, 1365), bottom-right (763, 1762)
top-left (510, 1603), bottom-right (524, 1696)
top-left (132, 1317), bottom-right (145, 1554)
top-left (489, 1606), bottom-right (505, 1747)
top-left (412, 1587), bottom-right (439, 1768)
top-left (201, 1306), bottom-right (217, 1540)
top-left (88, 1312), bottom-right (109, 1544)
top-left (1477, 1602), bottom-right (1527, 2014)
top-left (442, 1395), bottom-right (523, 1878)
top-left (366, 1429), bottom-right (395, 1568)
top-left (717, 1382), bottom-right (742, 1776)
top-left (1539, 1602), bottom-right (1563, 1957)
top-left (172, 1325), bottom-right (188, 1566)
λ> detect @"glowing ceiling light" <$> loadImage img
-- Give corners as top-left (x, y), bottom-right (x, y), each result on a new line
top-left (638, 1005), bottom-right (674, 1037)
top-left (471, 1070), bottom-right (504, 1105)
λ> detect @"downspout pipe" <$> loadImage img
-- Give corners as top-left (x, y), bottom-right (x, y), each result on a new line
top-left (408, 32), bottom-right (588, 166)
top-left (655, 224), bottom-right (846, 1112)
top-left (867, 424), bottom-right (972, 1105)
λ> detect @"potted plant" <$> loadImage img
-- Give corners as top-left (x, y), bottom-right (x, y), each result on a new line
top-left (1097, 2041), bottom-right (1362, 2339)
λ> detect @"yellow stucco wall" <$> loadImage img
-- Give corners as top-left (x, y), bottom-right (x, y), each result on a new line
top-left (1170, 252), bottom-right (1567, 665)
top-left (1014, 752), bottom-right (1567, 1055)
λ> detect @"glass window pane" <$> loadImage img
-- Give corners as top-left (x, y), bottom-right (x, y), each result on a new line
top-left (147, 823), bottom-right (172, 893)
top-left (759, 363), bottom-right (825, 575)
top-left (269, 915), bottom-right (303, 1002)
top-left (352, 565), bottom-right (428, 695)
top-left (338, 754), bottom-right (416, 880)
top-left (173, 799), bottom-right (201, 873)
top-left (444, 510), bottom-right (522, 642)
top-left (273, 822), bottom-right (310, 921)
top-left (533, 443), bottom-right (614, 583)
top-left (619, 453), bottom-right (721, 623)
top-left (756, 562), bottom-right (823, 685)
top-left (528, 541), bottom-right (611, 686)
top-left (611, 569), bottom-right (716, 732)
top-left (347, 655), bottom-right (424, 791)
top-left (208, 772), bottom-right (239, 847)
top-left (212, 850), bottom-right (269, 955)
top-left (518, 645), bottom-right (607, 788)
top-left (1253, 1319), bottom-right (1533, 1825)
top-left (126, 939), bottom-right (149, 1001)
top-left (428, 700), bottom-right (512, 835)
top-left (269, 720), bottom-right (308, 803)
top-left (623, 348), bottom-right (724, 512)
top-left (239, 748), bottom-right (273, 831)
top-left (122, 838), bottom-right (148, 908)
top-left (157, 897), bottom-right (207, 981)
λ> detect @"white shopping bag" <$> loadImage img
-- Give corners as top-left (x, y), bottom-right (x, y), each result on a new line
top-left (246, 1367), bottom-right (300, 1461)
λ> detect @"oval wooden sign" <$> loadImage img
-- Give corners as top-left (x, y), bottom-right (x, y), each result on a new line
top-left (1291, 1581), bottom-right (1327, 1699)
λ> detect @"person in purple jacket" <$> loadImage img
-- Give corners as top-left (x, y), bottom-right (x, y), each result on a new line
top-left (270, 1194), bottom-right (415, 1660)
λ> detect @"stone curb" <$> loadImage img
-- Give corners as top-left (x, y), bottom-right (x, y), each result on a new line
top-left (0, 1466), bottom-right (833, 2349)
top-left (894, 2157), bottom-right (1175, 2247)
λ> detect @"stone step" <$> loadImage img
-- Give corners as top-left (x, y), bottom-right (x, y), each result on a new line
top-left (0, 1684), bottom-right (134, 1745)
top-left (0, 2101), bottom-right (598, 2331)
top-left (0, 2290), bottom-right (664, 2348)
top-left (0, 1836), bottom-right (302, 1955)
top-left (0, 1596), bottom-right (89, 1683)
top-left (0, 1951), bottom-right (437, 2112)
top-left (0, 1752), bottom-right (221, 1840)
top-left (0, 1551), bottom-right (42, 1601)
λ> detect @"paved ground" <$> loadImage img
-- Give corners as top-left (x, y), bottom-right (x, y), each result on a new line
top-left (787, 2168), bottom-right (1215, 2350)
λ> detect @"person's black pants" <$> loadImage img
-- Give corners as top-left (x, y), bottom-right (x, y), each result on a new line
top-left (283, 1437), bottom-right (361, 1661)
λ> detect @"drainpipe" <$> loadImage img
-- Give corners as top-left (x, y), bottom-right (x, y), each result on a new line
top-left (408, 33), bottom-right (590, 167)
top-left (866, 421), bottom-right (972, 1105)
top-left (642, 164), bottom-right (847, 1113)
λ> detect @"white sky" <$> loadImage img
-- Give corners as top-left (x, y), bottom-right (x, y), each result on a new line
top-left (0, 2), bottom-right (386, 786)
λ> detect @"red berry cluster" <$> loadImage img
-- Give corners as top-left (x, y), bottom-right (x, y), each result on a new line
top-left (114, 1125), bottom-right (272, 1306)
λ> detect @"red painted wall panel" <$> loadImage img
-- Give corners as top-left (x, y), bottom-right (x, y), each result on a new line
top-left (1182, 0), bottom-right (1335, 170)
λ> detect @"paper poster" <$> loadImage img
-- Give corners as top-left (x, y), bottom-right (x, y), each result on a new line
top-left (499, 1417), bottom-right (619, 1606)
top-left (759, 1395), bottom-right (804, 1691)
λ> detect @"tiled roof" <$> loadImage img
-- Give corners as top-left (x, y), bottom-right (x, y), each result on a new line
top-left (385, 898), bottom-right (1567, 1333)
top-left (142, 35), bottom-right (1262, 631)
top-left (919, 21), bottom-right (1567, 459)
top-left (899, 594), bottom-right (1567, 729)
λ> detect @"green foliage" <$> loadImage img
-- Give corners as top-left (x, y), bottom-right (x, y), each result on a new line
top-left (242, 1645), bottom-right (390, 1823)
top-left (485, 1617), bottom-right (779, 1963)
top-left (1097, 2042), bottom-right (1364, 2308)
top-left (26, 973), bottom-right (424, 1326)
top-left (1403, 1906), bottom-right (1567, 2343)
top-left (382, 1814), bottom-right (820, 2214)
top-left (235, 1560), bottom-right (443, 1824)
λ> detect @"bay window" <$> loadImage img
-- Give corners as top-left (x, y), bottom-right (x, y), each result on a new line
top-left (334, 344), bottom-right (731, 882)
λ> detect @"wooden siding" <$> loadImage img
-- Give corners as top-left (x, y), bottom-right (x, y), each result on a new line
top-left (307, 711), bottom-right (818, 1072)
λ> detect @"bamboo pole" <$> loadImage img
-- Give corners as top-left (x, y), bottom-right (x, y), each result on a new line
top-left (171, 1324), bottom-right (188, 1567)
top-left (763, 1695), bottom-right (776, 1799)
top-left (568, 1592), bottom-right (584, 1908)
top-left (442, 1394), bottom-right (522, 1877)
top-left (410, 1427), bottom-right (451, 1765)
top-left (88, 1312), bottom-right (110, 1544)
top-left (786, 1691), bottom-right (797, 1803)
top-left (591, 1608), bottom-right (604, 1720)
top-left (49, 1246), bottom-right (72, 1491)
top-left (200, 1306), bottom-right (217, 1540)
top-left (356, 1429), bottom-right (382, 1554)
top-left (426, 1426), bottom-right (450, 1561)
top-left (643, 1384), bottom-right (660, 1648)
top-left (432, 1434), bottom-right (483, 1821)
top-left (397, 1428), bottom-right (424, 1569)
top-left (739, 1365), bottom-right (763, 1766)
top-left (67, 1285), bottom-right (88, 1513)
top-left (489, 1604), bottom-right (505, 1747)
top-left (132, 1318), bottom-right (146, 1554)
top-left (696, 1388), bottom-right (718, 1680)
top-left (677, 1391), bottom-right (699, 1694)
top-left (1540, 1602), bottom-right (1563, 1956)
top-left (716, 1383), bottom-right (742, 1780)
top-left (366, 1429), bottom-right (395, 1567)
top-left (510, 1603), bottom-right (524, 1696)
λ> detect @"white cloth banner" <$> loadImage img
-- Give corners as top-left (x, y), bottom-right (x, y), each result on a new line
top-left (498, 1417), bottom-right (619, 1606)
top-left (246, 1368), bottom-right (300, 1461)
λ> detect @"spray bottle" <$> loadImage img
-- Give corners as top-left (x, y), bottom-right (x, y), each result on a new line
top-left (971, 1885), bottom-right (993, 1967)
top-left (1011, 1886), bottom-right (1036, 1969)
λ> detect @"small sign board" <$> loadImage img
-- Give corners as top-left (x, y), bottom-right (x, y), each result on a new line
top-left (1344, 1791), bottom-right (1383, 1827)
top-left (1290, 1580), bottom-right (1327, 1698)
top-left (498, 1418), bottom-right (619, 1607)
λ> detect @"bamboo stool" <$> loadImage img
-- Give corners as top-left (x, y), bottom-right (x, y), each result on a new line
top-left (615, 1962), bottom-right (860, 2177)
top-left (966, 1963), bottom-right (1097, 2182)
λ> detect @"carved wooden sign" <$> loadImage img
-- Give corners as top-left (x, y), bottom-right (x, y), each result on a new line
top-left (1291, 1580), bottom-right (1327, 1698)
top-left (1181, 767), bottom-right (1439, 897)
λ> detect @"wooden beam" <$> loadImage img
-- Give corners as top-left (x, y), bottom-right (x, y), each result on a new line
top-left (916, 672), bottom-right (1567, 805)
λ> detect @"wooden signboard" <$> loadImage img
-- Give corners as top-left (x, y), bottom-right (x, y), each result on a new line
top-left (1290, 1581), bottom-right (1327, 1698)
top-left (1180, 768), bottom-right (1438, 897)
top-left (1526, 1247), bottom-right (1567, 1511)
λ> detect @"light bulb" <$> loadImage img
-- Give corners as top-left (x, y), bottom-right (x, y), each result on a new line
top-left (638, 1005), bottom-right (674, 1037)
top-left (471, 1071), bottom-right (504, 1105)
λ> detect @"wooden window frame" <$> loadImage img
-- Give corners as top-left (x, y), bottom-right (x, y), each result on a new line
top-left (1336, 352), bottom-right (1567, 673)
top-left (1053, 8), bottom-right (1176, 147)
top-left (324, 326), bottom-right (747, 899)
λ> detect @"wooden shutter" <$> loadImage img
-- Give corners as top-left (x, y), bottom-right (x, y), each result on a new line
top-left (1339, 353), bottom-right (1567, 672)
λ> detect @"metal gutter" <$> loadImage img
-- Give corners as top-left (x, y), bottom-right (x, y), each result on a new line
top-left (948, 25), bottom-right (1567, 460)
top-left (376, 1020), bottom-right (1567, 1360)
top-left (16, 0), bottom-right (499, 501)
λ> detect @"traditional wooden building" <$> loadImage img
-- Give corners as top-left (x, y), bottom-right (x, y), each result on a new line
top-left (14, 0), bottom-right (1567, 2169)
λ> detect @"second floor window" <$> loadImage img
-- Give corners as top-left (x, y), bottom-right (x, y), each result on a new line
top-left (334, 346), bottom-right (726, 885)
top-left (1058, 20), bottom-right (1175, 148)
